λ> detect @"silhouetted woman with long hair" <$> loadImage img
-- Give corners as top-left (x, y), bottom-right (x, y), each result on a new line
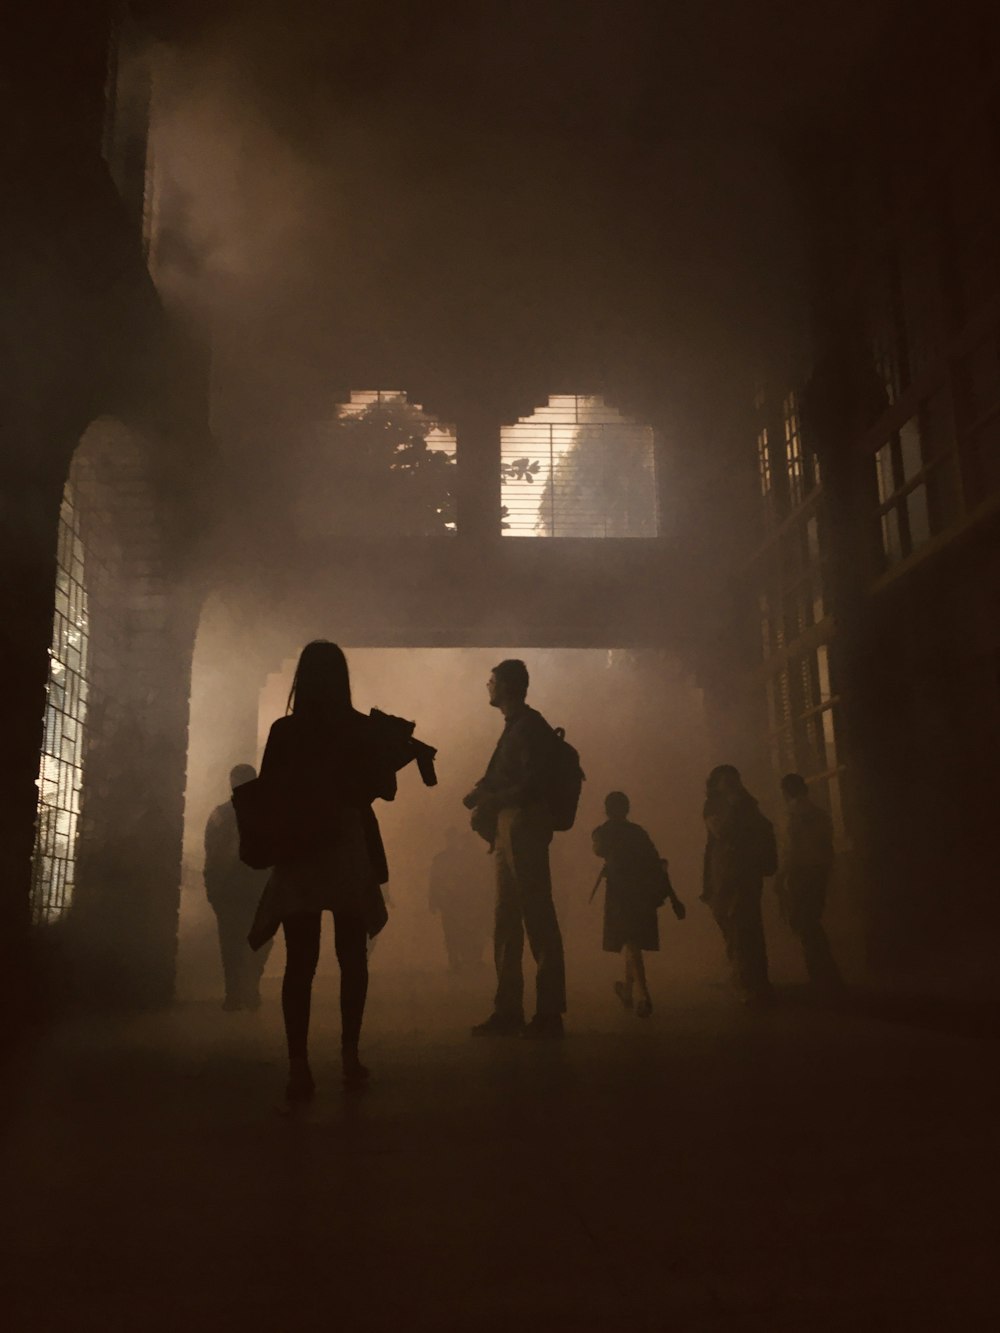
top-left (255, 641), bottom-right (396, 1100)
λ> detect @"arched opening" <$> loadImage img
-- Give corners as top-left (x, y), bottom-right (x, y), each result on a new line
top-left (30, 417), bottom-right (194, 1002)
top-left (500, 394), bottom-right (658, 537)
top-left (176, 640), bottom-right (718, 1000)
top-left (30, 422), bottom-right (146, 925)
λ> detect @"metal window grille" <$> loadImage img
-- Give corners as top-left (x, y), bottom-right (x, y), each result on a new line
top-left (500, 394), bottom-right (657, 537)
top-left (31, 485), bottom-right (90, 924)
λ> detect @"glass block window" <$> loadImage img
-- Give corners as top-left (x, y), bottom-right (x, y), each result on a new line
top-left (31, 484), bottom-right (90, 924)
top-left (500, 395), bottom-right (657, 537)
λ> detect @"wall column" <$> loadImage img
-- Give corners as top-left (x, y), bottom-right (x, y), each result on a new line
top-left (0, 456), bottom-right (65, 1021)
top-left (455, 408), bottom-right (502, 541)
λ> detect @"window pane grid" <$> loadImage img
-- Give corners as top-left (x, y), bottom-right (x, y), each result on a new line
top-left (501, 395), bottom-right (657, 538)
top-left (31, 485), bottom-right (91, 924)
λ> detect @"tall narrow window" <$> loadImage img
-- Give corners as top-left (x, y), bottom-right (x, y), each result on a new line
top-left (784, 393), bottom-right (805, 505)
top-left (757, 428), bottom-right (772, 497)
top-left (32, 484), bottom-right (90, 923)
top-left (500, 395), bottom-right (657, 537)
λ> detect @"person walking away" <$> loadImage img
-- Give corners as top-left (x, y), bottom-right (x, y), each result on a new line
top-left (701, 765), bottom-right (777, 1006)
top-left (776, 773), bottom-right (843, 993)
top-left (429, 826), bottom-right (491, 973)
top-left (204, 764), bottom-right (272, 1011)
top-left (250, 641), bottom-right (398, 1100)
top-left (592, 791), bottom-right (685, 1019)
top-left (464, 659), bottom-right (567, 1039)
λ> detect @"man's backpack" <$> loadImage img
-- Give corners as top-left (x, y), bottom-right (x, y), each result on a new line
top-left (545, 725), bottom-right (585, 832)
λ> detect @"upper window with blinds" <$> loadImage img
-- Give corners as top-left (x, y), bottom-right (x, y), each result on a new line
top-left (500, 395), bottom-right (658, 537)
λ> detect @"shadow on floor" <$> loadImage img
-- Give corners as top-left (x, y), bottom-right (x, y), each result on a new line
top-left (778, 982), bottom-right (1000, 1040)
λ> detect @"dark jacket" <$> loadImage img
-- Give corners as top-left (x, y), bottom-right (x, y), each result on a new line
top-left (783, 797), bottom-right (835, 877)
top-left (475, 705), bottom-right (552, 812)
top-left (204, 801), bottom-right (267, 907)
top-left (702, 790), bottom-right (776, 910)
top-left (259, 709), bottom-right (396, 883)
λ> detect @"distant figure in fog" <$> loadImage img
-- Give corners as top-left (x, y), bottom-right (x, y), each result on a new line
top-left (250, 641), bottom-right (397, 1100)
top-left (204, 764), bottom-right (271, 1011)
top-left (464, 659), bottom-right (567, 1039)
top-left (776, 774), bottom-right (844, 993)
top-left (429, 826), bottom-right (491, 973)
top-left (592, 792), bottom-right (685, 1019)
top-left (701, 765), bottom-right (777, 1006)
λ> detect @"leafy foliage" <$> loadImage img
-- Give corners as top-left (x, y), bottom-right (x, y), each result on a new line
top-left (313, 399), bottom-right (457, 537)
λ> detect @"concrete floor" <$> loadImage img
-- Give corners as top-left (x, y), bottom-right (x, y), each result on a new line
top-left (2, 968), bottom-right (996, 1333)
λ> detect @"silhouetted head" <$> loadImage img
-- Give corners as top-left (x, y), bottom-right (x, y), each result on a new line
top-left (780, 773), bottom-right (808, 803)
top-left (707, 764), bottom-right (742, 799)
top-left (488, 659), bottom-right (529, 711)
top-left (605, 791), bottom-right (630, 820)
top-left (229, 763), bottom-right (256, 789)
top-left (288, 640), bottom-right (353, 719)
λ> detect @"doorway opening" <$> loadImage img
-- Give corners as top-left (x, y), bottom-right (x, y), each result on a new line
top-left (178, 644), bottom-right (714, 998)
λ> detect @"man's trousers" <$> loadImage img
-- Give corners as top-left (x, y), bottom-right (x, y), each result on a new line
top-left (493, 806), bottom-right (566, 1019)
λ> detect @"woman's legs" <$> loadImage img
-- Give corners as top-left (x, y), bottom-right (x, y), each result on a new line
top-left (282, 912), bottom-right (322, 1062)
top-left (334, 911), bottom-right (369, 1073)
top-left (625, 943), bottom-right (652, 1016)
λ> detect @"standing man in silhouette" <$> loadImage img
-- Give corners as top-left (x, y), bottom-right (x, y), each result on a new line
top-left (464, 659), bottom-right (566, 1038)
top-left (204, 763), bottom-right (271, 1010)
top-left (776, 773), bottom-right (843, 993)
top-left (701, 764), bottom-right (776, 1007)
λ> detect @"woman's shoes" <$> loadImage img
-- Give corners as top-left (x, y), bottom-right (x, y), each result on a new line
top-left (635, 998), bottom-right (653, 1020)
top-left (285, 1059), bottom-right (316, 1104)
top-left (614, 981), bottom-right (634, 1011)
top-left (342, 1050), bottom-right (370, 1086)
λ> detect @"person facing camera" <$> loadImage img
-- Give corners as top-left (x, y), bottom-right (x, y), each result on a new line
top-left (204, 764), bottom-right (271, 1012)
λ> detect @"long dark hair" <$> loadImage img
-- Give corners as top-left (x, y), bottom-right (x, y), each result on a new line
top-left (287, 641), bottom-right (353, 720)
top-left (706, 764), bottom-right (740, 797)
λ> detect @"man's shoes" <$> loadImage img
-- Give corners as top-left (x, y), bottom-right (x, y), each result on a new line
top-left (471, 1012), bottom-right (525, 1037)
top-left (521, 1014), bottom-right (564, 1040)
top-left (635, 998), bottom-right (653, 1019)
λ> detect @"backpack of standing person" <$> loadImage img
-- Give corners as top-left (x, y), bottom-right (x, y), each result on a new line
top-left (544, 725), bottom-right (585, 832)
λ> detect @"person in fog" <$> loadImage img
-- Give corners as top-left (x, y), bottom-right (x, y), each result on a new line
top-left (204, 764), bottom-right (272, 1011)
top-left (776, 773), bottom-right (843, 993)
top-left (464, 659), bottom-right (567, 1038)
top-left (251, 641), bottom-right (397, 1100)
top-left (429, 826), bottom-right (491, 973)
top-left (701, 765), bottom-right (777, 1006)
top-left (592, 791), bottom-right (685, 1019)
